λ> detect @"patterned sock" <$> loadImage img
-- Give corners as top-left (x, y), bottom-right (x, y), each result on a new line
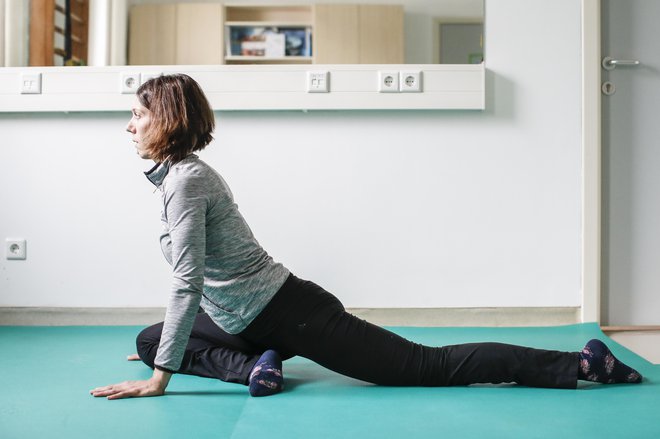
top-left (578, 339), bottom-right (643, 384)
top-left (249, 350), bottom-right (284, 397)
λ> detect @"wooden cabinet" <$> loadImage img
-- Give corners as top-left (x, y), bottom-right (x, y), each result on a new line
top-left (314, 4), bottom-right (403, 64)
top-left (128, 3), bottom-right (402, 66)
top-left (313, 5), bottom-right (360, 64)
top-left (176, 4), bottom-right (225, 65)
top-left (129, 3), bottom-right (224, 65)
top-left (129, 4), bottom-right (176, 65)
top-left (357, 5), bottom-right (404, 64)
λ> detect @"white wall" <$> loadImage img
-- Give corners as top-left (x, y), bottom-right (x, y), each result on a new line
top-left (0, 0), bottom-right (582, 309)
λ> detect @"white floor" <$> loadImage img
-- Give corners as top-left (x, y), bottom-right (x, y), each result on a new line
top-left (605, 331), bottom-right (660, 364)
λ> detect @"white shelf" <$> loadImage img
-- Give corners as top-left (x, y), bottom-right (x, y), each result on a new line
top-left (225, 21), bottom-right (312, 28)
top-left (225, 56), bottom-right (312, 62)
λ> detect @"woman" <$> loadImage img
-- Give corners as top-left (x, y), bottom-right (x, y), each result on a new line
top-left (91, 74), bottom-right (642, 400)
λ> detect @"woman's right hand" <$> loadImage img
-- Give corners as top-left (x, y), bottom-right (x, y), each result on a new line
top-left (127, 354), bottom-right (140, 361)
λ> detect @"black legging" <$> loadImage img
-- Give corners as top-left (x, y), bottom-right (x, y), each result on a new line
top-left (137, 312), bottom-right (278, 385)
top-left (137, 274), bottom-right (579, 389)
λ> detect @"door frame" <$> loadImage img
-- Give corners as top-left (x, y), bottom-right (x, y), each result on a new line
top-left (581, 0), bottom-right (601, 323)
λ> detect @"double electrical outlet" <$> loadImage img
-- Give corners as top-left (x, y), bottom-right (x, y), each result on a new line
top-left (120, 72), bottom-right (162, 94)
top-left (378, 71), bottom-right (422, 93)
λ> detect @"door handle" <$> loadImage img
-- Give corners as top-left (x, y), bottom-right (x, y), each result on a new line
top-left (602, 56), bottom-right (641, 70)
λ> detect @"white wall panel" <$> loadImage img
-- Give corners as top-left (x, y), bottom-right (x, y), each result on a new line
top-left (0, 0), bottom-right (583, 310)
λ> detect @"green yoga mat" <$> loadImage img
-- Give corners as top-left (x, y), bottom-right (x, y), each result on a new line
top-left (0, 323), bottom-right (657, 439)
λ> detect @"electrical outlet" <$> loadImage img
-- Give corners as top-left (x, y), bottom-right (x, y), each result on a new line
top-left (307, 71), bottom-right (330, 93)
top-left (141, 72), bottom-right (162, 85)
top-left (120, 72), bottom-right (140, 94)
top-left (378, 71), bottom-right (399, 93)
top-left (400, 71), bottom-right (422, 93)
top-left (6, 239), bottom-right (26, 260)
top-left (20, 73), bottom-right (42, 94)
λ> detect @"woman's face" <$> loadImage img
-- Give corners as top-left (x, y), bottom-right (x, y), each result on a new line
top-left (126, 99), bottom-right (153, 160)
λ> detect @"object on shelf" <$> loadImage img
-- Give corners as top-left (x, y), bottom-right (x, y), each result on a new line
top-left (227, 26), bottom-right (312, 58)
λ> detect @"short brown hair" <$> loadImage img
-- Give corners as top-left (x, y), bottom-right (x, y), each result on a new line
top-left (136, 74), bottom-right (215, 164)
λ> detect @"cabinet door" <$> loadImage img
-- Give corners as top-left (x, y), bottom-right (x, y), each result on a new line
top-left (175, 4), bottom-right (224, 65)
top-left (358, 5), bottom-right (404, 64)
top-left (313, 4), bottom-right (359, 64)
top-left (128, 4), bottom-right (176, 65)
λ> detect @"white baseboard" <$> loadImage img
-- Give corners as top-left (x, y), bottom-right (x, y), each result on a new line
top-left (0, 307), bottom-right (581, 327)
top-left (349, 307), bottom-right (581, 327)
top-left (0, 307), bottom-right (166, 326)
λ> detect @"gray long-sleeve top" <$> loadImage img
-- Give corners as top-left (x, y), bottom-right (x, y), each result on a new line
top-left (145, 155), bottom-right (290, 372)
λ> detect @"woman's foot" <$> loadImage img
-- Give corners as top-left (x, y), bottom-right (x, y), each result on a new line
top-left (249, 350), bottom-right (284, 397)
top-left (578, 339), bottom-right (643, 384)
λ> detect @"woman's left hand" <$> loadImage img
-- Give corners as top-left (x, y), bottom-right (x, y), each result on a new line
top-left (90, 378), bottom-right (164, 399)
top-left (90, 369), bottom-right (172, 400)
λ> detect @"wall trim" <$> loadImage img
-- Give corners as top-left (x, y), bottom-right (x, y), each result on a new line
top-left (601, 326), bottom-right (660, 332)
top-left (0, 307), bottom-right (581, 327)
top-left (581, 0), bottom-right (602, 323)
top-left (0, 64), bottom-right (485, 112)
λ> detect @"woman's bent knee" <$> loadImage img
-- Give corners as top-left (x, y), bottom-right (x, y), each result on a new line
top-left (135, 322), bottom-right (163, 368)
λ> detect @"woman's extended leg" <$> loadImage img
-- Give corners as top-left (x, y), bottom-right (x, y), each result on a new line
top-left (137, 312), bottom-right (267, 384)
top-left (240, 275), bottom-right (640, 389)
